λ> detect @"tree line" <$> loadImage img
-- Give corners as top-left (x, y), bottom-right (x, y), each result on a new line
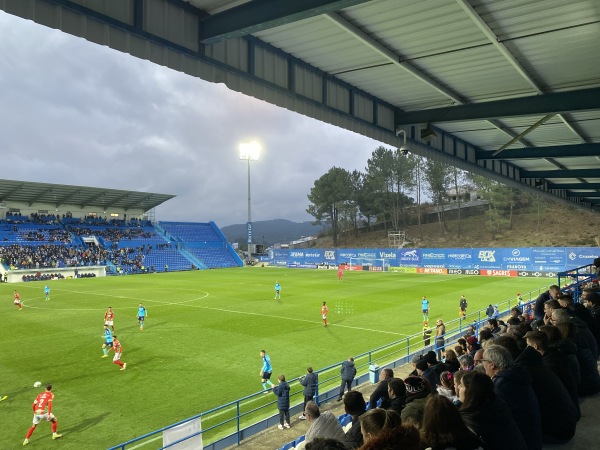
top-left (306, 146), bottom-right (546, 246)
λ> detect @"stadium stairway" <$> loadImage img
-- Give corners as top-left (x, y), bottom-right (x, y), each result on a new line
top-left (224, 362), bottom-right (600, 450)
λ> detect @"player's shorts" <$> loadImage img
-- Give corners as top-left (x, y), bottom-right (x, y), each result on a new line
top-left (422, 309), bottom-right (429, 314)
top-left (138, 316), bottom-right (145, 322)
top-left (14, 300), bottom-right (21, 305)
top-left (104, 340), bottom-right (113, 347)
top-left (262, 371), bottom-right (272, 380)
top-left (32, 412), bottom-right (55, 425)
top-left (113, 352), bottom-right (122, 362)
top-left (105, 320), bottom-right (114, 326)
top-left (322, 314), bottom-right (327, 320)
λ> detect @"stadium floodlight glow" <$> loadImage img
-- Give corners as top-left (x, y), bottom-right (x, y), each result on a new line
top-left (396, 129), bottom-right (409, 155)
top-left (239, 141), bottom-right (261, 247)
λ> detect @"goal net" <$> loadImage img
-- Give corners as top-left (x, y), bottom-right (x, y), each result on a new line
top-left (347, 258), bottom-right (388, 272)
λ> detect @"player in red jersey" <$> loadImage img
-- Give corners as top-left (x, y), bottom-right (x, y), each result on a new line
top-left (109, 336), bottom-right (127, 371)
top-left (14, 290), bottom-right (22, 310)
top-left (337, 267), bottom-right (343, 281)
top-left (23, 384), bottom-right (62, 445)
top-left (104, 306), bottom-right (115, 331)
top-left (321, 301), bottom-right (329, 327)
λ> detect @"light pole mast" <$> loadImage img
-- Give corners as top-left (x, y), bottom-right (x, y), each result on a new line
top-left (239, 141), bottom-right (261, 248)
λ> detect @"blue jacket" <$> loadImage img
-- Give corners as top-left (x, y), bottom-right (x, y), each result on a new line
top-left (340, 360), bottom-right (357, 382)
top-left (300, 372), bottom-right (318, 397)
top-left (273, 381), bottom-right (290, 410)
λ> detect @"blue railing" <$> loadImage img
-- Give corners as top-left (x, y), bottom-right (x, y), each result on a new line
top-left (109, 284), bottom-right (551, 450)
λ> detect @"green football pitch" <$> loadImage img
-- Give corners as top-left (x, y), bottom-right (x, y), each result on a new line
top-left (1, 268), bottom-right (548, 449)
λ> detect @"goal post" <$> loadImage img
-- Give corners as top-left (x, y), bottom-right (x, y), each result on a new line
top-left (348, 257), bottom-right (388, 272)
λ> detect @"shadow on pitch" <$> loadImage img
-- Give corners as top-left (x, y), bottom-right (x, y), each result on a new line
top-left (62, 411), bottom-right (111, 433)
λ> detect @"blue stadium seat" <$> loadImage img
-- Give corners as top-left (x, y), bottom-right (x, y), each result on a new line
top-left (294, 435), bottom-right (305, 445)
top-left (280, 442), bottom-right (294, 450)
top-left (339, 414), bottom-right (352, 427)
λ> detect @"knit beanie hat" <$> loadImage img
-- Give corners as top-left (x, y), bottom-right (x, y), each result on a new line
top-left (404, 376), bottom-right (426, 396)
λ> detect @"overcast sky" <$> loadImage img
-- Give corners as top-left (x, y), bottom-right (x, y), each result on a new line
top-left (0, 12), bottom-right (385, 227)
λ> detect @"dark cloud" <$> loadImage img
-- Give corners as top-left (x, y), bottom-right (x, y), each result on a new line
top-left (0, 12), bottom-right (383, 227)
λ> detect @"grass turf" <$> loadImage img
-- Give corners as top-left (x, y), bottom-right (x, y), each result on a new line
top-left (1, 268), bottom-right (548, 449)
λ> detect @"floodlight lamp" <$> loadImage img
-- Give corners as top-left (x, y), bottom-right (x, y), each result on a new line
top-left (239, 141), bottom-right (261, 161)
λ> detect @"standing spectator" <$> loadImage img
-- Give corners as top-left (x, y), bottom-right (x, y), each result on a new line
top-left (304, 401), bottom-right (345, 443)
top-left (422, 322), bottom-right (432, 346)
top-left (23, 384), bottom-right (62, 445)
top-left (435, 319), bottom-right (446, 360)
top-left (459, 371), bottom-right (527, 450)
top-left (421, 296), bottom-right (429, 321)
top-left (485, 304), bottom-right (494, 318)
top-left (342, 390), bottom-right (366, 449)
top-left (273, 374), bottom-right (291, 429)
top-left (492, 305), bottom-right (500, 319)
top-left (459, 295), bottom-right (468, 318)
top-left (369, 368), bottom-right (393, 409)
top-left (533, 285), bottom-right (561, 321)
top-left (337, 357), bottom-right (356, 401)
top-left (259, 350), bottom-right (274, 392)
top-left (299, 367), bottom-right (318, 420)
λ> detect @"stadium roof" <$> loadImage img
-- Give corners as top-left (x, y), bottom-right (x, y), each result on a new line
top-left (2, 0), bottom-right (600, 211)
top-left (0, 179), bottom-right (175, 212)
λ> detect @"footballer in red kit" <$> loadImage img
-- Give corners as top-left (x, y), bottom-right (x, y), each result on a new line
top-left (110, 336), bottom-right (127, 370)
top-left (104, 307), bottom-right (115, 331)
top-left (23, 384), bottom-right (62, 445)
top-left (14, 290), bottom-right (22, 310)
top-left (321, 301), bottom-right (329, 327)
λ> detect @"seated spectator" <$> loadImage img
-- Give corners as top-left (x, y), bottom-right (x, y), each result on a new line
top-left (458, 354), bottom-right (474, 371)
top-left (459, 371), bottom-right (528, 450)
top-left (472, 349), bottom-right (486, 372)
top-left (466, 336), bottom-right (480, 356)
top-left (358, 423), bottom-right (421, 450)
top-left (454, 344), bottom-right (465, 357)
top-left (304, 401), bottom-right (345, 444)
top-left (416, 359), bottom-right (437, 391)
top-left (386, 377), bottom-right (406, 414)
top-left (343, 391), bottom-right (366, 449)
top-left (524, 331), bottom-right (580, 419)
top-left (513, 337), bottom-right (578, 443)
top-left (452, 370), bottom-right (467, 407)
top-left (400, 376), bottom-right (431, 426)
top-left (305, 438), bottom-right (347, 450)
top-left (359, 408), bottom-right (401, 445)
top-left (436, 371), bottom-right (457, 402)
top-left (420, 393), bottom-right (486, 450)
top-left (443, 348), bottom-right (460, 373)
top-left (482, 345), bottom-right (542, 450)
top-left (369, 368), bottom-right (393, 409)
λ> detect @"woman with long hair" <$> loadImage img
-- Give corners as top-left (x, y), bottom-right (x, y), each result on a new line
top-left (459, 372), bottom-right (527, 450)
top-left (421, 394), bottom-right (486, 450)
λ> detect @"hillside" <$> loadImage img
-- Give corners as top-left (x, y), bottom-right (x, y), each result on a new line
top-left (220, 219), bottom-right (324, 246)
top-left (316, 203), bottom-right (600, 249)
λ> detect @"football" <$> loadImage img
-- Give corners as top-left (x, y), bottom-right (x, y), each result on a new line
top-left (33, 381), bottom-right (42, 388)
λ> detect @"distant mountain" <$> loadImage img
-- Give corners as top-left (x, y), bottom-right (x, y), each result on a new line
top-left (220, 219), bottom-right (325, 246)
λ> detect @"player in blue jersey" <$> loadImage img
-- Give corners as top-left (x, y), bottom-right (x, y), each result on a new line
top-left (422, 296), bottom-right (429, 321)
top-left (44, 284), bottom-right (50, 301)
top-left (137, 303), bottom-right (147, 331)
top-left (274, 281), bottom-right (281, 300)
top-left (260, 350), bottom-right (274, 392)
top-left (101, 325), bottom-right (114, 357)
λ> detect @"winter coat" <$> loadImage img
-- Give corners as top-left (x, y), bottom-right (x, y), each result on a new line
top-left (485, 305), bottom-right (494, 318)
top-left (491, 366), bottom-right (542, 450)
top-left (533, 290), bottom-right (551, 320)
top-left (400, 395), bottom-right (427, 426)
top-left (514, 346), bottom-right (578, 442)
top-left (542, 347), bottom-right (580, 419)
top-left (369, 378), bottom-right (391, 409)
top-left (387, 395), bottom-right (405, 414)
top-left (305, 411), bottom-right (345, 444)
top-left (460, 395), bottom-right (528, 450)
top-left (344, 415), bottom-right (364, 449)
top-left (340, 360), bottom-right (357, 381)
top-left (273, 381), bottom-right (290, 410)
top-left (300, 372), bottom-right (318, 397)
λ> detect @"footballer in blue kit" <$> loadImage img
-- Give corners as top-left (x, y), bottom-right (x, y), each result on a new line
top-left (137, 303), bottom-right (147, 331)
top-left (44, 284), bottom-right (50, 301)
top-left (274, 281), bottom-right (281, 300)
top-left (260, 350), bottom-right (274, 391)
top-left (422, 296), bottom-right (429, 321)
top-left (101, 325), bottom-right (113, 357)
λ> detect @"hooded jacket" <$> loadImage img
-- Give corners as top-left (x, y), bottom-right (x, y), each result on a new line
top-left (273, 381), bottom-right (290, 410)
top-left (340, 360), bottom-right (357, 381)
top-left (305, 410), bottom-right (345, 444)
top-left (300, 371), bottom-right (318, 397)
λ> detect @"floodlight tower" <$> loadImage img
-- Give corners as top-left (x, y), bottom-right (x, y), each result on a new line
top-left (239, 141), bottom-right (261, 246)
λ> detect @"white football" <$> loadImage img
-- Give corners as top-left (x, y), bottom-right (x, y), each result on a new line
top-left (33, 381), bottom-right (42, 388)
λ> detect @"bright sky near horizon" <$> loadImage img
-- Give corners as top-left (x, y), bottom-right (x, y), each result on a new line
top-left (0, 12), bottom-right (385, 227)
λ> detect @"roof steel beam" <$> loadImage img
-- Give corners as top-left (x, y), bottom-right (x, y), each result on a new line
top-left (521, 169), bottom-right (600, 178)
top-left (478, 143), bottom-right (600, 160)
top-left (395, 87), bottom-right (600, 125)
top-left (199, 0), bottom-right (370, 44)
top-left (568, 192), bottom-right (600, 198)
top-left (549, 183), bottom-right (600, 190)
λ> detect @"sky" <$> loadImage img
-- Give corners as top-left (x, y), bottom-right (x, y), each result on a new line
top-left (0, 12), bottom-right (385, 227)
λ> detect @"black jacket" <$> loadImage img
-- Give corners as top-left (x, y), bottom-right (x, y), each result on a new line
top-left (369, 378), bottom-right (391, 409)
top-left (273, 381), bottom-right (290, 410)
top-left (492, 366), bottom-right (542, 450)
top-left (542, 347), bottom-right (580, 419)
top-left (300, 372), bottom-right (318, 397)
top-left (340, 360), bottom-right (357, 381)
top-left (514, 346), bottom-right (578, 442)
top-left (343, 414), bottom-right (363, 449)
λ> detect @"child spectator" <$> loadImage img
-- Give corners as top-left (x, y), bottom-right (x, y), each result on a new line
top-left (273, 374), bottom-right (291, 429)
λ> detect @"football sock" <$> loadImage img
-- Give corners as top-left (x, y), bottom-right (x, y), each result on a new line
top-left (267, 380), bottom-right (274, 387)
top-left (52, 422), bottom-right (58, 433)
top-left (262, 382), bottom-right (267, 390)
top-left (26, 427), bottom-right (35, 439)
top-left (103, 348), bottom-right (108, 355)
